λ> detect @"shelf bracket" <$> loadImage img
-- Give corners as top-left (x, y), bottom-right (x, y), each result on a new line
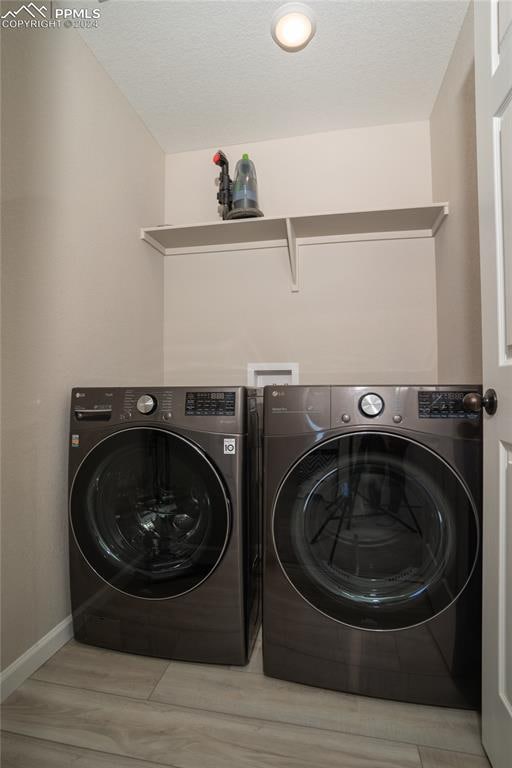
top-left (431, 204), bottom-right (449, 235)
top-left (285, 218), bottom-right (299, 292)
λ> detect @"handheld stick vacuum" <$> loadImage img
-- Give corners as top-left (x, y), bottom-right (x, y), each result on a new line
top-left (213, 150), bottom-right (264, 221)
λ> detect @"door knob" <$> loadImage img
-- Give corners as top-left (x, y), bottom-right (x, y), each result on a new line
top-left (462, 389), bottom-right (498, 416)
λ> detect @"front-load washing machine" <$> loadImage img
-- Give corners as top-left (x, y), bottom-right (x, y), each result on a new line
top-left (263, 385), bottom-right (482, 707)
top-left (69, 386), bottom-right (260, 665)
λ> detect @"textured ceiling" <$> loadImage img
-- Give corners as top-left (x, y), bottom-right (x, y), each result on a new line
top-left (79, 0), bottom-right (469, 153)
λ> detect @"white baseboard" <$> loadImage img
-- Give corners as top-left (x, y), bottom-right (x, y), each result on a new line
top-left (0, 615), bottom-right (73, 702)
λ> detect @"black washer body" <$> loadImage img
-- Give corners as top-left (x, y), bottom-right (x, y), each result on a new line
top-left (68, 386), bottom-right (261, 665)
top-left (263, 385), bottom-right (482, 708)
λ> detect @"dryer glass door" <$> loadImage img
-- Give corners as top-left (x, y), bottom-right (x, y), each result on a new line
top-left (273, 432), bottom-right (479, 630)
top-left (70, 428), bottom-right (230, 599)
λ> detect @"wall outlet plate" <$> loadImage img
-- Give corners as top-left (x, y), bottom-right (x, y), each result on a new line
top-left (247, 362), bottom-right (299, 387)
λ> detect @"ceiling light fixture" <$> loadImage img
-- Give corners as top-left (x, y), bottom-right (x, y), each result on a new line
top-left (271, 3), bottom-right (316, 52)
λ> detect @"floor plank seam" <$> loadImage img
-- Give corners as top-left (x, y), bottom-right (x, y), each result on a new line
top-left (25, 675), bottom-right (180, 707)
top-left (145, 661), bottom-right (173, 702)
top-left (0, 729), bottom-right (181, 768)
top-left (15, 677), bottom-right (482, 756)
top-left (420, 744), bottom-right (486, 758)
top-left (29, 674), bottom-right (157, 702)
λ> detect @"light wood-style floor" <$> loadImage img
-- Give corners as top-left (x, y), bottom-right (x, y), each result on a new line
top-left (1, 634), bottom-right (490, 768)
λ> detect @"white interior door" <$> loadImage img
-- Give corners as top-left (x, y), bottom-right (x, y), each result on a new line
top-left (474, 2), bottom-right (512, 767)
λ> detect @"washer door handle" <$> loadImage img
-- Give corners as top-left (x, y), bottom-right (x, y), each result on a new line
top-left (462, 389), bottom-right (498, 416)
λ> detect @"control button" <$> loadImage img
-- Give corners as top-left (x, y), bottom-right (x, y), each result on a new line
top-left (359, 393), bottom-right (384, 418)
top-left (136, 394), bottom-right (156, 415)
top-left (393, 414), bottom-right (403, 424)
top-left (126, 411), bottom-right (132, 419)
top-left (341, 414), bottom-right (351, 423)
top-left (162, 412), bottom-right (173, 421)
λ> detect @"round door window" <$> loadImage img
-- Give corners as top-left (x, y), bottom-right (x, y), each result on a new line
top-left (273, 432), bottom-right (479, 630)
top-left (70, 428), bottom-right (230, 599)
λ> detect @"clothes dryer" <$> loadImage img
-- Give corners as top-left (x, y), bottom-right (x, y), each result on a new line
top-left (263, 385), bottom-right (482, 707)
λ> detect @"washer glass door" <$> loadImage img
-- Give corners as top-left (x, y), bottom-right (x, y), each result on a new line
top-left (70, 428), bottom-right (230, 599)
top-left (273, 432), bottom-right (479, 630)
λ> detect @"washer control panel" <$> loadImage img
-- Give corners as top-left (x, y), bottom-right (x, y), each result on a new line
top-left (418, 391), bottom-right (476, 419)
top-left (71, 387), bottom-right (244, 434)
top-left (359, 393), bottom-right (384, 418)
top-left (185, 391), bottom-right (236, 416)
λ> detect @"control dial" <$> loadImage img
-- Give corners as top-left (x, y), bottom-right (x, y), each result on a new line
top-left (136, 394), bottom-right (157, 415)
top-left (359, 393), bottom-right (384, 418)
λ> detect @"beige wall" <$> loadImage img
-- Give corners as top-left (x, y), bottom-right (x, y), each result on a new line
top-left (164, 121), bottom-right (436, 385)
top-left (1, 23), bottom-right (164, 670)
top-left (164, 239), bottom-right (437, 386)
top-left (430, 4), bottom-right (482, 384)
top-left (165, 121), bottom-right (433, 224)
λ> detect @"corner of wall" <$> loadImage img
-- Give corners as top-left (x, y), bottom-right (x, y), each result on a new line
top-left (429, 3), bottom-right (482, 385)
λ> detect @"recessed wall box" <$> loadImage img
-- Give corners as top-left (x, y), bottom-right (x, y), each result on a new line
top-left (247, 363), bottom-right (299, 387)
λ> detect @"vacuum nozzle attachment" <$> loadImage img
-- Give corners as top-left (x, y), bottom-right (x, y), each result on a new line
top-left (213, 149), bottom-right (232, 220)
top-left (213, 150), bottom-right (228, 167)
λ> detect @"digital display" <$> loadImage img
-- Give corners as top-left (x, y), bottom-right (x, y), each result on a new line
top-left (185, 391), bottom-right (235, 416)
top-left (418, 391), bottom-right (475, 419)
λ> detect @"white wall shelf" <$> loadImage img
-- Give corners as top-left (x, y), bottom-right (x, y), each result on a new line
top-left (141, 203), bottom-right (449, 292)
